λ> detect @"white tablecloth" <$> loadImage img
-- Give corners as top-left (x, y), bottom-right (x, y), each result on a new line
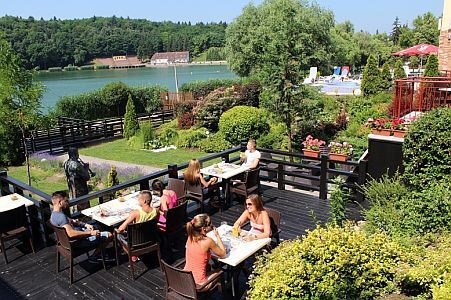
top-left (207, 224), bottom-right (270, 267)
top-left (201, 162), bottom-right (249, 180)
top-left (81, 191), bottom-right (160, 226)
top-left (0, 193), bottom-right (35, 212)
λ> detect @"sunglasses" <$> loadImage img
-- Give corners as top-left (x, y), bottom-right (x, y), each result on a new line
top-left (246, 202), bottom-right (253, 207)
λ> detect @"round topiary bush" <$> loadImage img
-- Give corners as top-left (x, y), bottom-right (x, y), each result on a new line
top-left (403, 107), bottom-right (451, 189)
top-left (248, 225), bottom-right (404, 300)
top-left (218, 106), bottom-right (269, 145)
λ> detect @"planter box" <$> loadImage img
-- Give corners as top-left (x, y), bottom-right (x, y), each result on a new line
top-left (371, 128), bottom-right (391, 136)
top-left (329, 153), bottom-right (348, 162)
top-left (392, 130), bottom-right (406, 138)
top-left (303, 149), bottom-right (320, 158)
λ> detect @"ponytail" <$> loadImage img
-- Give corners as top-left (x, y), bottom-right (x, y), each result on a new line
top-left (186, 214), bottom-right (211, 242)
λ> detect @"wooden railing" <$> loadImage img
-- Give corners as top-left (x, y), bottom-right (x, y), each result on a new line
top-left (393, 77), bottom-right (451, 119)
top-left (160, 91), bottom-right (194, 111)
top-left (0, 144), bottom-right (368, 244)
top-left (26, 110), bottom-right (174, 154)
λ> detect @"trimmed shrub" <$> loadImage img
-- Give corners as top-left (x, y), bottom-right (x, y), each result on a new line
top-left (199, 132), bottom-right (232, 153)
top-left (403, 107), bottom-right (451, 189)
top-left (180, 78), bottom-right (249, 99)
top-left (175, 127), bottom-right (208, 149)
top-left (248, 225), bottom-right (404, 300)
top-left (380, 62), bottom-right (392, 90)
top-left (95, 65), bottom-right (109, 70)
top-left (123, 94), bottom-right (139, 139)
top-left (107, 166), bottom-right (120, 188)
top-left (361, 55), bottom-right (382, 96)
top-left (394, 60), bottom-right (406, 80)
top-left (424, 55), bottom-right (439, 77)
top-left (79, 65), bottom-right (95, 70)
top-left (64, 65), bottom-right (78, 71)
top-left (218, 106), bottom-right (269, 145)
top-left (257, 123), bottom-right (287, 150)
top-left (131, 85), bottom-right (165, 113)
top-left (178, 112), bottom-right (196, 129)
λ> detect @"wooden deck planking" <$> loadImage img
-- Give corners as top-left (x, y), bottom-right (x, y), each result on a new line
top-left (0, 185), bottom-right (364, 299)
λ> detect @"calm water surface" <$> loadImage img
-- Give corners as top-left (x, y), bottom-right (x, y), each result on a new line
top-left (35, 65), bottom-right (237, 111)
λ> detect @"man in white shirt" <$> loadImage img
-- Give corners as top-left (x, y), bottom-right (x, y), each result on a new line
top-left (241, 139), bottom-right (261, 169)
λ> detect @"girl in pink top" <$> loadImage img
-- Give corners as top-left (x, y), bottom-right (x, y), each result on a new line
top-left (233, 194), bottom-right (271, 240)
top-left (152, 179), bottom-right (178, 229)
top-left (184, 214), bottom-right (226, 286)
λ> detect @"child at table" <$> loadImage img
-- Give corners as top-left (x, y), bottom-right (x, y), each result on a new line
top-left (115, 190), bottom-right (159, 261)
top-left (184, 214), bottom-right (226, 287)
top-left (151, 179), bottom-right (178, 230)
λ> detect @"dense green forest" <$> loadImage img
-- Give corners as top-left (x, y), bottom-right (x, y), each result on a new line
top-left (0, 16), bottom-right (226, 69)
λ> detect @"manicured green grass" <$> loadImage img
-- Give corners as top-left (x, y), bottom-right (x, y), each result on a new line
top-left (7, 166), bottom-right (68, 194)
top-left (79, 138), bottom-right (210, 168)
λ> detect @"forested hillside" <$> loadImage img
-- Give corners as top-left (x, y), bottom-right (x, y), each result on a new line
top-left (0, 16), bottom-right (226, 69)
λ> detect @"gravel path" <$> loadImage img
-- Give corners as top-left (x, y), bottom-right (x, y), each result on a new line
top-left (54, 154), bottom-right (162, 175)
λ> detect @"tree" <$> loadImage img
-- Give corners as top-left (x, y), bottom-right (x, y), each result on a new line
top-left (361, 55), bottom-right (382, 96)
top-left (391, 17), bottom-right (401, 45)
top-left (424, 55), bottom-right (439, 77)
top-left (380, 62), bottom-right (392, 91)
top-left (0, 35), bottom-right (44, 184)
top-left (393, 59), bottom-right (406, 80)
top-left (123, 94), bottom-right (139, 139)
top-left (225, 0), bottom-right (334, 151)
top-left (412, 12), bottom-right (439, 45)
top-left (107, 165), bottom-right (120, 197)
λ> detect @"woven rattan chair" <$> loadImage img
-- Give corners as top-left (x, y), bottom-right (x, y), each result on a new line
top-left (230, 167), bottom-right (260, 200)
top-left (167, 178), bottom-right (186, 203)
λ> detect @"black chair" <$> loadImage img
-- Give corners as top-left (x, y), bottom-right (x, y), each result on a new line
top-left (185, 182), bottom-right (207, 213)
top-left (48, 221), bottom-right (106, 284)
top-left (167, 178), bottom-right (186, 203)
top-left (266, 207), bottom-right (282, 245)
top-left (161, 259), bottom-right (224, 300)
top-left (230, 167), bottom-right (260, 200)
top-left (0, 205), bottom-right (35, 264)
top-left (114, 219), bottom-right (162, 280)
top-left (160, 201), bottom-right (187, 238)
top-left (259, 152), bottom-right (279, 181)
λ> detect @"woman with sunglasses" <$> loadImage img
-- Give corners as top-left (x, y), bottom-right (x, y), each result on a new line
top-left (184, 214), bottom-right (226, 287)
top-left (233, 194), bottom-right (271, 240)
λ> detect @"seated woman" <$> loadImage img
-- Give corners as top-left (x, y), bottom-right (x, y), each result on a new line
top-left (151, 179), bottom-right (178, 230)
top-left (233, 194), bottom-right (271, 240)
top-left (184, 158), bottom-right (221, 207)
top-left (115, 190), bottom-right (159, 261)
top-left (241, 139), bottom-right (261, 169)
top-left (184, 214), bottom-right (226, 287)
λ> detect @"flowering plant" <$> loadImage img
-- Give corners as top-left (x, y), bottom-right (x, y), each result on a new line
top-left (391, 118), bottom-right (408, 130)
top-left (328, 141), bottom-right (353, 156)
top-left (302, 135), bottom-right (325, 151)
top-left (365, 118), bottom-right (390, 130)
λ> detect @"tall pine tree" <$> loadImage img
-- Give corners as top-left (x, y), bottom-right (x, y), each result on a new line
top-left (424, 55), bottom-right (439, 77)
top-left (123, 94), bottom-right (139, 139)
top-left (391, 17), bottom-right (401, 45)
top-left (361, 55), bottom-right (382, 96)
top-left (380, 62), bottom-right (392, 91)
top-left (393, 60), bottom-right (406, 80)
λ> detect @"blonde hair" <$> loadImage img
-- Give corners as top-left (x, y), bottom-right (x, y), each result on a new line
top-left (247, 194), bottom-right (264, 211)
top-left (186, 214), bottom-right (211, 242)
top-left (184, 159), bottom-right (201, 185)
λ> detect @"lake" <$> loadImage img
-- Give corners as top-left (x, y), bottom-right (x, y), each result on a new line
top-left (35, 64), bottom-right (237, 111)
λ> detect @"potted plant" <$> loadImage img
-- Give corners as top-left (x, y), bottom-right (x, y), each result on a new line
top-left (328, 141), bottom-right (353, 162)
top-left (302, 135), bottom-right (325, 158)
top-left (365, 118), bottom-right (391, 136)
top-left (391, 118), bottom-right (408, 138)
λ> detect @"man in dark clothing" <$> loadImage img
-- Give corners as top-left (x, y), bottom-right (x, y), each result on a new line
top-left (63, 147), bottom-right (91, 211)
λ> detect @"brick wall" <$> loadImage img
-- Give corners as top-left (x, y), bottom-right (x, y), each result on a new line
top-left (439, 30), bottom-right (451, 71)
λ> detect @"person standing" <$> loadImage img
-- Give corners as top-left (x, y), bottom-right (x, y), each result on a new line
top-left (63, 147), bottom-right (91, 211)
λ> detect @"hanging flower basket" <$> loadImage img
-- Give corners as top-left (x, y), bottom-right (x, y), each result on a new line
top-left (303, 149), bottom-right (320, 158)
top-left (392, 130), bottom-right (406, 138)
top-left (371, 128), bottom-right (391, 136)
top-left (329, 153), bottom-right (348, 162)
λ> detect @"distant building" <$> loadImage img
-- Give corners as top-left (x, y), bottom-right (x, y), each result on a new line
top-left (93, 55), bottom-right (144, 69)
top-left (150, 51), bottom-right (190, 64)
top-left (439, 0), bottom-right (451, 71)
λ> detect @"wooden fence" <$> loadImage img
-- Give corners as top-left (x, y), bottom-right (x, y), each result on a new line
top-left (160, 91), bottom-right (194, 111)
top-left (0, 144), bottom-right (368, 245)
top-left (26, 110), bottom-right (174, 154)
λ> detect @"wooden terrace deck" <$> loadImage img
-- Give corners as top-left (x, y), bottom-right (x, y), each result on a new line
top-left (0, 184), bottom-right (364, 300)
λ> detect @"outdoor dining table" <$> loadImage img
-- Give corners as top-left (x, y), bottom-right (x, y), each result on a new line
top-left (81, 191), bottom-right (161, 227)
top-left (0, 193), bottom-right (35, 212)
top-left (200, 162), bottom-right (250, 207)
top-left (207, 224), bottom-right (271, 298)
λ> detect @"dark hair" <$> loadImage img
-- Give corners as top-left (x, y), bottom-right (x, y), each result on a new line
top-left (246, 194), bottom-right (264, 211)
top-left (67, 147), bottom-right (79, 159)
top-left (151, 179), bottom-right (164, 197)
top-left (51, 190), bottom-right (68, 205)
top-left (186, 214), bottom-right (212, 242)
top-left (139, 190), bottom-right (152, 205)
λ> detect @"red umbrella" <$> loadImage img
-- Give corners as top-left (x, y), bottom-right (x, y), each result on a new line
top-left (392, 43), bottom-right (438, 56)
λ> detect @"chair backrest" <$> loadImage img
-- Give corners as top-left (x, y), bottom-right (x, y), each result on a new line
top-left (161, 259), bottom-right (197, 299)
top-left (245, 167), bottom-right (260, 188)
top-left (185, 181), bottom-right (203, 201)
top-left (0, 205), bottom-right (27, 234)
top-left (165, 201), bottom-right (187, 234)
top-left (167, 178), bottom-right (186, 201)
top-left (266, 207), bottom-right (281, 228)
top-left (127, 219), bottom-right (160, 250)
top-left (48, 221), bottom-right (72, 251)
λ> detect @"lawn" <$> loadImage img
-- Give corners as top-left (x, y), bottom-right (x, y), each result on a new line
top-left (79, 138), bottom-right (211, 168)
top-left (7, 166), bottom-right (68, 195)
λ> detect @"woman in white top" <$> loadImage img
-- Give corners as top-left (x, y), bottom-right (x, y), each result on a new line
top-left (241, 139), bottom-right (261, 169)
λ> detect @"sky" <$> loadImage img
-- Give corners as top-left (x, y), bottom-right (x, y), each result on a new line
top-left (0, 0), bottom-right (444, 34)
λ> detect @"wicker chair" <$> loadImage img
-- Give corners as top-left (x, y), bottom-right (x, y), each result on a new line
top-left (230, 167), bottom-right (260, 200)
top-left (167, 178), bottom-right (186, 203)
top-left (48, 221), bottom-right (106, 284)
top-left (0, 205), bottom-right (35, 264)
top-left (185, 182), bottom-right (207, 213)
top-left (114, 219), bottom-right (162, 280)
top-left (266, 207), bottom-right (282, 245)
top-left (161, 259), bottom-right (224, 300)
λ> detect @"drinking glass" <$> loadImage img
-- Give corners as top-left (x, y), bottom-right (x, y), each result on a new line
top-left (220, 221), bottom-right (227, 227)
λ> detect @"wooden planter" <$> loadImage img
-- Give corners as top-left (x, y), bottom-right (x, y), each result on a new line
top-left (371, 128), bottom-right (391, 136)
top-left (329, 153), bottom-right (348, 162)
top-left (303, 149), bottom-right (320, 158)
top-left (392, 130), bottom-right (406, 138)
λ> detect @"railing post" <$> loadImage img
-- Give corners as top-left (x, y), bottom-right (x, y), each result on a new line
top-left (319, 154), bottom-right (328, 200)
top-left (98, 196), bottom-right (104, 204)
top-left (139, 179), bottom-right (150, 191)
top-left (39, 200), bottom-right (52, 245)
top-left (103, 119), bottom-right (107, 138)
top-left (222, 153), bottom-right (229, 163)
top-left (356, 159), bottom-right (368, 202)
top-left (277, 163), bottom-right (285, 190)
top-left (168, 164), bottom-right (178, 179)
top-left (0, 170), bottom-right (10, 195)
top-left (47, 130), bottom-right (53, 154)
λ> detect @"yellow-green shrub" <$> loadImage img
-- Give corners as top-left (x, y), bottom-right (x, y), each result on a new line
top-left (248, 225), bottom-right (405, 300)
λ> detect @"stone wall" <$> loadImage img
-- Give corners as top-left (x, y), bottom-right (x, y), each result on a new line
top-left (439, 30), bottom-right (451, 71)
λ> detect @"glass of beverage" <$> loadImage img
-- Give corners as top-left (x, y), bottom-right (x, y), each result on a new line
top-left (240, 152), bottom-right (246, 159)
top-left (232, 226), bottom-right (239, 238)
top-left (220, 221), bottom-right (227, 227)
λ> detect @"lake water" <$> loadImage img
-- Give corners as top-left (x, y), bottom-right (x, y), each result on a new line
top-left (35, 64), bottom-right (237, 111)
